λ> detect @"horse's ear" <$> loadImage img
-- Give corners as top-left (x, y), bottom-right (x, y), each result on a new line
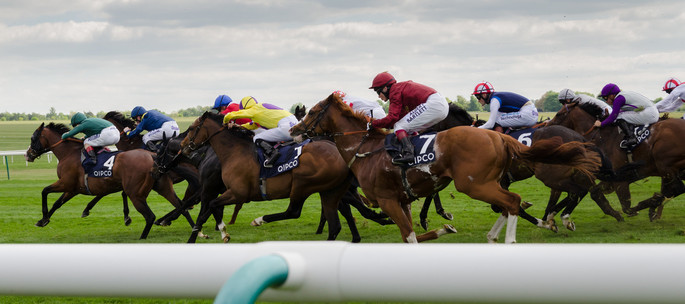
top-left (40, 122), bottom-right (45, 128)
top-left (162, 132), bottom-right (167, 142)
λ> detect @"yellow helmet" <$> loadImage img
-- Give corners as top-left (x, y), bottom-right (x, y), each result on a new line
top-left (240, 96), bottom-right (258, 109)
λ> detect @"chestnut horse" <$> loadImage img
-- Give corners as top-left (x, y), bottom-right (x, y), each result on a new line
top-left (291, 94), bottom-right (601, 243)
top-left (179, 112), bottom-right (392, 243)
top-left (25, 122), bottom-right (185, 239)
top-left (549, 101), bottom-right (685, 220)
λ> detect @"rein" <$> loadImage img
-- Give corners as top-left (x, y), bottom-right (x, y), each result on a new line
top-left (185, 118), bottom-right (226, 152)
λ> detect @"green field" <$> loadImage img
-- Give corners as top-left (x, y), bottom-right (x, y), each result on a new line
top-left (2, 118), bottom-right (685, 303)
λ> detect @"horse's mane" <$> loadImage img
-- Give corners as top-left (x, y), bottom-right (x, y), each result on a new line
top-left (45, 122), bottom-right (71, 135)
top-left (447, 103), bottom-right (474, 121)
top-left (577, 102), bottom-right (604, 119)
top-left (325, 94), bottom-right (389, 135)
top-left (203, 111), bottom-right (255, 141)
top-left (103, 111), bottom-right (137, 129)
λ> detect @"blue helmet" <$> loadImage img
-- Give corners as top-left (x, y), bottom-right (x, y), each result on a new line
top-left (213, 95), bottom-right (233, 109)
top-left (131, 106), bottom-right (146, 118)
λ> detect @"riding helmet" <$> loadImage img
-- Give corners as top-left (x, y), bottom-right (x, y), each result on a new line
top-left (131, 106), bottom-right (147, 118)
top-left (558, 88), bottom-right (576, 101)
top-left (369, 72), bottom-right (396, 89)
top-left (663, 78), bottom-right (681, 91)
top-left (213, 95), bottom-right (233, 109)
top-left (472, 81), bottom-right (494, 95)
top-left (70, 112), bottom-right (87, 127)
top-left (240, 96), bottom-right (258, 109)
top-left (599, 83), bottom-right (621, 98)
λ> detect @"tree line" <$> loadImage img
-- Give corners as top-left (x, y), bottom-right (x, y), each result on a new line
top-left (0, 91), bottom-right (669, 121)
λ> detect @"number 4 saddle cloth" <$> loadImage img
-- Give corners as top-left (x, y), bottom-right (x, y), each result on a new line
top-left (81, 148), bottom-right (121, 178)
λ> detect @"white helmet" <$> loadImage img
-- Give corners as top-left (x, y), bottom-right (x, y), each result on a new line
top-left (558, 88), bottom-right (576, 101)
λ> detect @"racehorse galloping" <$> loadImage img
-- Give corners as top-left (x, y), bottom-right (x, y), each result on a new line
top-left (179, 112), bottom-right (393, 243)
top-left (25, 122), bottom-right (184, 239)
top-left (291, 94), bottom-right (601, 243)
top-left (549, 102), bottom-right (685, 220)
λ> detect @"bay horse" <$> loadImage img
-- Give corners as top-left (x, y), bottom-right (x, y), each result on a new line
top-left (25, 122), bottom-right (186, 239)
top-left (179, 112), bottom-right (399, 243)
top-left (290, 94), bottom-right (601, 243)
top-left (548, 101), bottom-right (685, 220)
top-left (75, 111), bottom-right (197, 228)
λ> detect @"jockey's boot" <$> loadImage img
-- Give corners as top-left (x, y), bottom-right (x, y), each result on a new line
top-left (257, 139), bottom-right (280, 168)
top-left (617, 119), bottom-right (637, 148)
top-left (393, 136), bottom-right (415, 165)
top-left (145, 140), bottom-right (158, 152)
top-left (85, 146), bottom-right (97, 165)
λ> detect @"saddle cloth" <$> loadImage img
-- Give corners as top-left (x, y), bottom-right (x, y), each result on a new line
top-left (81, 148), bottom-right (121, 178)
top-left (384, 132), bottom-right (438, 167)
top-left (258, 139), bottom-right (310, 179)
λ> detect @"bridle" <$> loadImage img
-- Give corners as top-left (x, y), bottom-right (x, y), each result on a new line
top-left (183, 116), bottom-right (225, 153)
top-left (27, 128), bottom-right (82, 160)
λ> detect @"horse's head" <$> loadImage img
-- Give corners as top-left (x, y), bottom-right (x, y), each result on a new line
top-left (294, 105), bottom-right (307, 121)
top-left (290, 93), bottom-right (366, 140)
top-left (549, 102), bottom-right (602, 135)
top-left (154, 131), bottom-right (185, 174)
top-left (103, 111), bottom-right (136, 130)
top-left (180, 111), bottom-right (226, 156)
top-left (25, 122), bottom-right (71, 162)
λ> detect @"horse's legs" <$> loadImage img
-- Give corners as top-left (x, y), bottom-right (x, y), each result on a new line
top-left (419, 195), bottom-right (433, 230)
top-left (336, 199), bottom-right (361, 243)
top-left (559, 192), bottom-right (588, 231)
top-left (589, 185), bottom-right (624, 222)
top-left (432, 193), bottom-right (453, 220)
top-left (459, 181), bottom-right (521, 243)
top-left (190, 191), bottom-right (236, 243)
top-left (542, 189), bottom-right (563, 223)
top-left (612, 182), bottom-right (636, 216)
top-left (121, 192), bottom-right (132, 226)
top-left (342, 186), bottom-right (391, 225)
top-left (487, 214), bottom-right (507, 243)
top-left (128, 196), bottom-right (155, 239)
top-left (377, 198), bottom-right (416, 243)
top-left (37, 186), bottom-right (78, 227)
top-left (81, 195), bottom-right (105, 218)
top-left (153, 178), bottom-right (195, 228)
top-left (227, 204), bottom-right (242, 225)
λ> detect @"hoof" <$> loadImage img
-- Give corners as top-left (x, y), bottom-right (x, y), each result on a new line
top-left (547, 219), bottom-right (558, 233)
top-left (223, 235), bottom-right (231, 243)
top-left (81, 211), bottom-right (89, 218)
top-left (351, 237), bottom-right (362, 243)
top-left (487, 237), bottom-right (497, 244)
top-left (443, 224), bottom-right (457, 234)
top-left (441, 212), bottom-right (454, 221)
top-left (124, 217), bottom-right (132, 226)
top-left (251, 216), bottom-right (265, 226)
top-left (420, 219), bottom-right (429, 231)
top-left (623, 208), bottom-right (639, 217)
top-left (198, 231), bottom-right (210, 239)
top-left (520, 201), bottom-right (533, 210)
top-left (35, 219), bottom-right (49, 227)
top-left (565, 221), bottom-right (576, 231)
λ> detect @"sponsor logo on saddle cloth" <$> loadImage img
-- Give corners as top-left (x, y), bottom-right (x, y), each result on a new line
top-left (505, 127), bottom-right (537, 147)
top-left (621, 124), bottom-right (651, 151)
top-left (384, 132), bottom-right (437, 167)
top-left (258, 139), bottom-right (311, 178)
top-left (81, 149), bottom-right (121, 177)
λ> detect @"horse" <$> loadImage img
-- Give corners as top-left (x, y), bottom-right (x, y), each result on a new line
top-left (290, 94), bottom-right (601, 243)
top-left (417, 105), bottom-right (622, 233)
top-left (75, 111), bottom-right (198, 227)
top-left (298, 104), bottom-right (449, 231)
top-left (25, 122), bottom-right (186, 239)
top-left (178, 112), bottom-right (381, 243)
top-left (548, 101), bottom-right (685, 220)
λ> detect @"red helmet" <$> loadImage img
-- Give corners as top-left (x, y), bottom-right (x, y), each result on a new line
top-left (369, 72), bottom-right (396, 89)
top-left (663, 77), bottom-right (681, 91)
top-left (473, 81), bottom-right (494, 95)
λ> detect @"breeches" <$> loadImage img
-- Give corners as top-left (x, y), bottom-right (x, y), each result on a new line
top-left (143, 121), bottom-right (180, 144)
top-left (497, 104), bottom-right (539, 128)
top-left (254, 115), bottom-right (298, 143)
top-left (84, 126), bottom-right (120, 148)
top-left (393, 93), bottom-right (449, 133)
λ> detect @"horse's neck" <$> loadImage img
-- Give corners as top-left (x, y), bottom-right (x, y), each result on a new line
top-left (50, 140), bottom-right (82, 160)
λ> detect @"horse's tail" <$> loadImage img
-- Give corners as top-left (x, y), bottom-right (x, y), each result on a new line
top-left (500, 134), bottom-right (601, 179)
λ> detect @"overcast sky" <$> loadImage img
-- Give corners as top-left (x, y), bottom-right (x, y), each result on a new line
top-left (1, 0), bottom-right (683, 115)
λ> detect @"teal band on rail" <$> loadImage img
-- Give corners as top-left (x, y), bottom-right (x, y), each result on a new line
top-left (214, 254), bottom-right (289, 304)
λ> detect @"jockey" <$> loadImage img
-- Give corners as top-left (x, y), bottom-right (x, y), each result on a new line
top-left (62, 112), bottom-right (120, 164)
top-left (332, 90), bottom-right (387, 119)
top-left (593, 83), bottom-right (659, 148)
top-left (473, 81), bottom-right (539, 132)
top-left (655, 77), bottom-right (685, 118)
top-left (368, 72), bottom-right (449, 165)
top-left (558, 88), bottom-right (612, 117)
top-left (222, 96), bottom-right (298, 168)
top-left (125, 106), bottom-right (180, 151)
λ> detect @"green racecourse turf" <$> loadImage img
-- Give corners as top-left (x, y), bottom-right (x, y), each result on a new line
top-left (2, 117), bottom-right (685, 303)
